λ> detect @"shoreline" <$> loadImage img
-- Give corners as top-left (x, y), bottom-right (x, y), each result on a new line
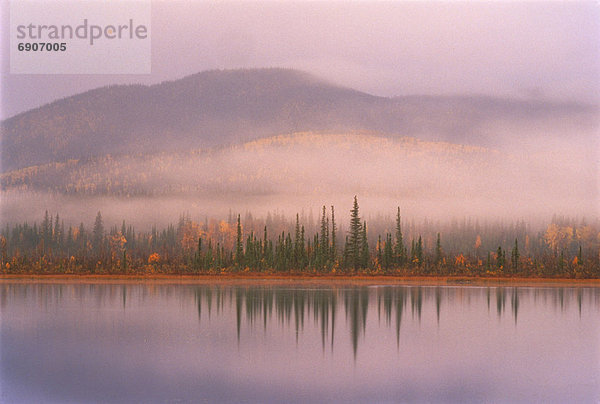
top-left (1, 273), bottom-right (599, 287)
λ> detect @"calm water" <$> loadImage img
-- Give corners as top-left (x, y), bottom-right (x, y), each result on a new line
top-left (1, 281), bottom-right (599, 403)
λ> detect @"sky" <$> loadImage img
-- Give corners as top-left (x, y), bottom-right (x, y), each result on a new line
top-left (1, 0), bottom-right (599, 120)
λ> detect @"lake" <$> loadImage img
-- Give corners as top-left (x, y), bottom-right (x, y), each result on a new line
top-left (1, 280), bottom-right (599, 403)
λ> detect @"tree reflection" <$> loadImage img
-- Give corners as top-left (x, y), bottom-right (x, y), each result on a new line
top-left (2, 282), bottom-right (598, 358)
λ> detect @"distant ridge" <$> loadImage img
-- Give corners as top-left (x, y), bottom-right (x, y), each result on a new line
top-left (1, 68), bottom-right (595, 172)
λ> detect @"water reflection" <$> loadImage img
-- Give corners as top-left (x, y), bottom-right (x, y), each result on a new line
top-left (1, 282), bottom-right (599, 403)
top-left (3, 283), bottom-right (599, 356)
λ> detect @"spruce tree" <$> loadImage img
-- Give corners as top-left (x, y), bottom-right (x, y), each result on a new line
top-left (497, 246), bottom-right (504, 270)
top-left (330, 206), bottom-right (337, 263)
top-left (92, 211), bottom-right (104, 254)
top-left (394, 207), bottom-right (405, 266)
top-left (346, 196), bottom-right (362, 269)
top-left (511, 238), bottom-right (520, 272)
top-left (300, 225), bottom-right (306, 269)
top-left (320, 206), bottom-right (329, 269)
top-left (263, 226), bottom-right (268, 262)
top-left (235, 214), bottom-right (244, 267)
top-left (294, 214), bottom-right (302, 268)
top-left (343, 235), bottom-right (350, 269)
top-left (435, 233), bottom-right (443, 266)
top-left (377, 235), bottom-right (383, 269)
top-left (197, 237), bottom-right (203, 270)
top-left (206, 239), bottom-right (214, 270)
top-left (53, 214), bottom-right (60, 246)
top-left (384, 233), bottom-right (393, 271)
top-left (416, 236), bottom-right (423, 267)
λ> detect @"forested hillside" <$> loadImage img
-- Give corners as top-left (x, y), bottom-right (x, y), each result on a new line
top-left (2, 68), bottom-right (595, 171)
top-left (1, 133), bottom-right (495, 196)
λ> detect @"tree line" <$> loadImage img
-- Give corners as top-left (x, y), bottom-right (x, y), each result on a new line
top-left (1, 197), bottom-right (598, 277)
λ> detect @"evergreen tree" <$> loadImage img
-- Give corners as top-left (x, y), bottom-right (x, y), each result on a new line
top-left (497, 246), bottom-right (504, 270)
top-left (319, 206), bottom-right (330, 269)
top-left (343, 235), bottom-right (350, 269)
top-left (263, 226), bottom-right (269, 258)
top-left (511, 238), bottom-right (520, 272)
top-left (235, 214), bottom-right (244, 267)
top-left (294, 214), bottom-right (302, 268)
top-left (42, 210), bottom-right (51, 251)
top-left (383, 233), bottom-right (393, 271)
top-left (330, 205), bottom-right (337, 263)
top-left (53, 214), bottom-right (60, 246)
top-left (394, 207), bottom-right (405, 266)
top-left (206, 239), bottom-right (214, 269)
top-left (435, 233), bottom-right (443, 266)
top-left (92, 211), bottom-right (104, 253)
top-left (245, 232), bottom-right (256, 269)
top-left (415, 236), bottom-right (423, 267)
top-left (300, 225), bottom-right (306, 269)
top-left (346, 196), bottom-right (362, 269)
top-left (377, 235), bottom-right (383, 269)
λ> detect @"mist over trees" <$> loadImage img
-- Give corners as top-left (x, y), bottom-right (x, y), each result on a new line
top-left (2, 131), bottom-right (596, 225)
top-left (2, 198), bottom-right (598, 277)
top-left (1, 69), bottom-right (597, 274)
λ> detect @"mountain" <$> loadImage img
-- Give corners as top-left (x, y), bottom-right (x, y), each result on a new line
top-left (1, 68), bottom-right (597, 172)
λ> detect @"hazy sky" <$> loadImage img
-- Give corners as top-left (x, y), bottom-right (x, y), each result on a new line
top-left (1, 1), bottom-right (599, 119)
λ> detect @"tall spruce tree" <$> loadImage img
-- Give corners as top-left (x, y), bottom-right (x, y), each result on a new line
top-left (346, 196), bottom-right (362, 269)
top-left (320, 206), bottom-right (329, 269)
top-left (394, 207), bottom-right (405, 266)
top-left (235, 214), bottom-right (244, 267)
top-left (330, 205), bottom-right (337, 263)
top-left (300, 225), bottom-right (306, 268)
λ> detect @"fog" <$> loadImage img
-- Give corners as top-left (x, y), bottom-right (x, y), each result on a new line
top-left (2, 1), bottom-right (599, 119)
top-left (1, 1), bottom-right (598, 230)
top-left (2, 129), bottom-right (597, 230)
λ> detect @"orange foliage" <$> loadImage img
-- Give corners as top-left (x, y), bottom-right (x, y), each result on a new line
top-left (148, 253), bottom-right (160, 264)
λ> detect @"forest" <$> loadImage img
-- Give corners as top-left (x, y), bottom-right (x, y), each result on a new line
top-left (1, 197), bottom-right (598, 278)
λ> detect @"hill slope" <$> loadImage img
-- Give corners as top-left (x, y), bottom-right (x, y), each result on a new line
top-left (1, 132), bottom-right (595, 222)
top-left (2, 68), bottom-right (596, 172)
